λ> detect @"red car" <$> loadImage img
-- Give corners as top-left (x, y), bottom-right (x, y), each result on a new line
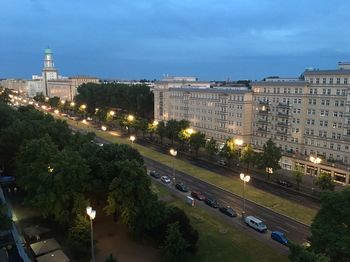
top-left (191, 191), bottom-right (206, 201)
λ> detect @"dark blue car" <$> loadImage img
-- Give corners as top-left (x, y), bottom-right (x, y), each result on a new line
top-left (271, 231), bottom-right (288, 245)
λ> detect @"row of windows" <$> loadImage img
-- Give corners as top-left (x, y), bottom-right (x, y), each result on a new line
top-left (308, 99), bottom-right (345, 106)
top-left (309, 88), bottom-right (347, 95)
top-left (255, 87), bottom-right (304, 94)
top-left (308, 77), bottom-right (348, 85)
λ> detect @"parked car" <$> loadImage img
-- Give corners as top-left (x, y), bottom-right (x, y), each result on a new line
top-left (161, 176), bottom-right (171, 184)
top-left (244, 216), bottom-right (267, 232)
top-left (175, 182), bottom-right (189, 192)
top-left (271, 231), bottom-right (288, 245)
top-left (219, 206), bottom-right (237, 217)
top-left (277, 180), bottom-right (293, 187)
top-left (217, 159), bottom-right (227, 166)
top-left (205, 197), bottom-right (219, 208)
top-left (149, 170), bottom-right (161, 179)
top-left (191, 191), bottom-right (206, 201)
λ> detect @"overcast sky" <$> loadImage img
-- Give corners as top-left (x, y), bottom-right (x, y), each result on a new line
top-left (1, 0), bottom-right (350, 80)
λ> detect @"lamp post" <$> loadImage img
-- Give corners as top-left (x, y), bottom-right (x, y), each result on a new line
top-left (130, 135), bottom-right (136, 147)
top-left (309, 155), bottom-right (322, 176)
top-left (240, 173), bottom-right (250, 217)
top-left (86, 206), bottom-right (96, 262)
top-left (170, 149), bottom-right (177, 184)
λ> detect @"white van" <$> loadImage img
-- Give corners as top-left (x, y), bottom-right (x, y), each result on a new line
top-left (244, 216), bottom-right (267, 232)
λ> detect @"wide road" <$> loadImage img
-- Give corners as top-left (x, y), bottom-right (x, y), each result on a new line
top-left (93, 136), bottom-right (311, 245)
top-left (137, 139), bottom-right (320, 210)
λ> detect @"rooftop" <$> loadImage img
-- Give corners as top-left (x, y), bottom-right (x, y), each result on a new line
top-left (304, 69), bottom-right (350, 76)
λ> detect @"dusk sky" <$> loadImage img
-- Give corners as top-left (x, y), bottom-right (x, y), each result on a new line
top-left (1, 0), bottom-right (350, 80)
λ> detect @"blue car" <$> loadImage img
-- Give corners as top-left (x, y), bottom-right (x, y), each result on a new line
top-left (271, 231), bottom-right (288, 245)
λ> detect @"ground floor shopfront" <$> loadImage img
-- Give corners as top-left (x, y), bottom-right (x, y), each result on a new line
top-left (280, 156), bottom-right (350, 185)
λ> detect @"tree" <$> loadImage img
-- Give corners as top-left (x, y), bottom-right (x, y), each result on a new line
top-left (240, 144), bottom-right (255, 171)
top-left (258, 139), bottom-right (282, 180)
top-left (48, 96), bottom-right (60, 108)
top-left (0, 87), bottom-right (11, 103)
top-left (293, 170), bottom-right (303, 191)
top-left (165, 119), bottom-right (179, 146)
top-left (33, 93), bottom-right (45, 103)
top-left (17, 136), bottom-right (91, 226)
top-left (310, 189), bottom-right (350, 261)
top-left (135, 118), bottom-right (148, 138)
top-left (162, 222), bottom-right (188, 262)
top-left (106, 254), bottom-right (117, 262)
top-left (156, 121), bottom-right (167, 144)
top-left (220, 138), bottom-right (239, 165)
top-left (315, 172), bottom-right (335, 191)
top-left (68, 214), bottom-right (91, 258)
top-left (105, 160), bottom-right (163, 235)
top-left (0, 202), bottom-right (12, 230)
top-left (189, 132), bottom-right (206, 158)
top-left (205, 138), bottom-right (218, 159)
top-left (288, 242), bottom-right (330, 262)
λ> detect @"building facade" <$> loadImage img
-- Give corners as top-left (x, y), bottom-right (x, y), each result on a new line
top-left (154, 65), bottom-right (350, 185)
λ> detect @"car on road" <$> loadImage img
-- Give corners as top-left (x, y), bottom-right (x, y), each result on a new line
top-left (161, 176), bottom-right (171, 184)
top-left (244, 216), bottom-right (267, 233)
top-left (219, 206), bottom-right (237, 217)
top-left (205, 197), bottom-right (219, 208)
top-left (271, 231), bottom-right (288, 245)
top-left (217, 159), bottom-right (227, 166)
top-left (175, 182), bottom-right (189, 192)
top-left (149, 170), bottom-right (161, 179)
top-left (191, 191), bottom-right (206, 201)
top-left (277, 179), bottom-right (293, 187)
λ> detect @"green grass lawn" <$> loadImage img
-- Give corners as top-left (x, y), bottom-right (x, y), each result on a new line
top-left (61, 117), bottom-right (317, 225)
top-left (152, 182), bottom-right (289, 262)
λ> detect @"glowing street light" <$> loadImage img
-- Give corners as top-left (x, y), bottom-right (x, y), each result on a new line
top-left (240, 173), bottom-right (250, 217)
top-left (45, 97), bottom-right (49, 101)
top-left (130, 135), bottom-right (136, 147)
top-left (60, 100), bottom-right (66, 105)
top-left (86, 206), bottom-right (96, 262)
top-left (41, 105), bottom-right (47, 110)
top-left (101, 125), bottom-right (107, 131)
top-left (153, 120), bottom-right (159, 126)
top-left (81, 104), bottom-right (87, 110)
top-left (310, 155), bottom-right (322, 176)
top-left (82, 119), bottom-right (87, 124)
top-left (186, 128), bottom-right (194, 135)
top-left (170, 149), bottom-right (178, 184)
top-left (70, 102), bottom-right (75, 107)
top-left (54, 109), bottom-right (59, 114)
top-left (127, 114), bottom-right (134, 122)
top-left (234, 139), bottom-right (243, 147)
top-left (109, 110), bottom-right (115, 116)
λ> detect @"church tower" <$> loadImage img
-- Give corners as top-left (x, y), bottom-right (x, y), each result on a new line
top-left (42, 48), bottom-right (58, 96)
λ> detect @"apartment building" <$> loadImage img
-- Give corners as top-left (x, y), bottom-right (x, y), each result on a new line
top-left (154, 77), bottom-right (253, 144)
top-left (154, 63), bottom-right (350, 185)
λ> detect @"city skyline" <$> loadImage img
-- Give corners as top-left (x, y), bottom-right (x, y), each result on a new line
top-left (1, 0), bottom-right (350, 80)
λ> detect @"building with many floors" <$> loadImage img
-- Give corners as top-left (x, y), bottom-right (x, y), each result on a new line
top-left (154, 64), bottom-right (350, 185)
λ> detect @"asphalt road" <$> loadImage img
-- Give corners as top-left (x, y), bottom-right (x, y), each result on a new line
top-left (93, 135), bottom-right (311, 246)
top-left (137, 139), bottom-right (320, 210)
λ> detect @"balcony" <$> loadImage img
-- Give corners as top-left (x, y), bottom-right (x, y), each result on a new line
top-left (259, 101), bottom-right (269, 106)
top-left (277, 102), bottom-right (290, 108)
top-left (276, 122), bottom-right (289, 126)
top-left (257, 127), bottom-right (268, 132)
top-left (276, 130), bottom-right (288, 135)
top-left (277, 112), bottom-right (291, 118)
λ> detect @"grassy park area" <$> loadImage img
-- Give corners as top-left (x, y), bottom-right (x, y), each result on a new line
top-left (62, 117), bottom-right (317, 225)
top-left (152, 182), bottom-right (289, 262)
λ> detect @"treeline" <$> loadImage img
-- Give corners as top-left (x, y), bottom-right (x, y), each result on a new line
top-left (75, 83), bottom-right (154, 119)
top-left (0, 102), bottom-right (197, 261)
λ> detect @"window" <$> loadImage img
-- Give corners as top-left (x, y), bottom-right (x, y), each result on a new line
top-left (310, 78), bottom-right (314, 83)
top-left (327, 89), bottom-right (331, 95)
top-left (329, 78), bottom-right (333, 84)
top-left (344, 78), bottom-right (348, 84)
top-left (322, 89), bottom-right (326, 94)
top-left (316, 78), bottom-right (320, 84)
top-left (336, 89), bottom-right (341, 95)
top-left (323, 78), bottom-right (326, 84)
top-left (337, 78), bottom-right (341, 84)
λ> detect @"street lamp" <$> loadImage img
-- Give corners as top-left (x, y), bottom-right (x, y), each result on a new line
top-left (70, 102), bottom-right (75, 107)
top-left (86, 206), bottom-right (96, 262)
top-left (130, 135), bottom-right (136, 147)
top-left (101, 125), bottom-right (107, 131)
top-left (310, 155), bottom-right (322, 176)
top-left (153, 120), bottom-right (158, 126)
top-left (240, 173), bottom-right (250, 217)
top-left (234, 138), bottom-right (244, 158)
top-left (109, 110), bottom-right (115, 116)
top-left (60, 100), bottom-right (65, 105)
top-left (127, 114), bottom-right (134, 122)
top-left (170, 149), bottom-right (177, 184)
top-left (54, 109), bottom-right (59, 114)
